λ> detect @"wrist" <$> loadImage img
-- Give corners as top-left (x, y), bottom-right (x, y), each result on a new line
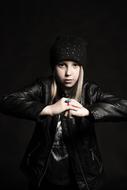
top-left (86, 109), bottom-right (90, 116)
top-left (40, 105), bottom-right (53, 116)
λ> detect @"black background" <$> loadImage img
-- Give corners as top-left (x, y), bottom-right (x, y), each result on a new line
top-left (0, 1), bottom-right (127, 190)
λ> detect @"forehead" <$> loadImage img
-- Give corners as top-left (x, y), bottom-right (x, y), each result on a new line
top-left (59, 60), bottom-right (79, 65)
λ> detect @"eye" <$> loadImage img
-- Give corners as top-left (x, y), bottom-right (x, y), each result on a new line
top-left (73, 63), bottom-right (79, 67)
top-left (58, 64), bottom-right (64, 68)
top-left (57, 62), bottom-right (65, 68)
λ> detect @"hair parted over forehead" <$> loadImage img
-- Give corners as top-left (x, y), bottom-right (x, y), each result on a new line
top-left (50, 35), bottom-right (88, 70)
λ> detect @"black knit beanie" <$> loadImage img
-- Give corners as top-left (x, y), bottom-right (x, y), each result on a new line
top-left (50, 35), bottom-right (88, 70)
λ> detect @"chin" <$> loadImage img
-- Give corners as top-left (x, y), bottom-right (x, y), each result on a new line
top-left (64, 84), bottom-right (74, 88)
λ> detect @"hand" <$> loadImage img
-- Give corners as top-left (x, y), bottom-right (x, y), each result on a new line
top-left (40, 97), bottom-right (73, 116)
top-left (65, 99), bottom-right (89, 117)
top-left (40, 98), bottom-right (89, 117)
top-left (70, 99), bottom-right (89, 117)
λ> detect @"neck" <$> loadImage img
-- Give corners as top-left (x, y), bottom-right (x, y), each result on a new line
top-left (63, 88), bottom-right (73, 98)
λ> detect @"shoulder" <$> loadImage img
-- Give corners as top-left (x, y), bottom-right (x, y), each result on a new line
top-left (83, 80), bottom-right (100, 93)
top-left (82, 80), bottom-right (101, 103)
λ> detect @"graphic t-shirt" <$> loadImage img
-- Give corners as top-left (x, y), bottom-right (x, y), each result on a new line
top-left (45, 117), bottom-right (73, 185)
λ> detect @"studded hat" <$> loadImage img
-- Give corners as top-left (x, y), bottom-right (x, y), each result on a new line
top-left (50, 35), bottom-right (88, 70)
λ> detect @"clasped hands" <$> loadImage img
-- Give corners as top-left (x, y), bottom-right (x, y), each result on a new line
top-left (40, 97), bottom-right (89, 117)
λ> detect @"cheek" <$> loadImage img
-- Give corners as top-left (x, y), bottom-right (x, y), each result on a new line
top-left (55, 69), bottom-right (64, 81)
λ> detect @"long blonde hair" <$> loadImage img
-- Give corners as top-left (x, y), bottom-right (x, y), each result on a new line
top-left (51, 65), bottom-right (84, 103)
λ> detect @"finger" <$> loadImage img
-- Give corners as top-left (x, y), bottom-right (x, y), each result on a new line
top-left (62, 97), bottom-right (68, 103)
top-left (64, 111), bottom-right (69, 117)
top-left (71, 99), bottom-right (83, 107)
top-left (70, 101), bottom-right (82, 108)
top-left (63, 98), bottom-right (71, 108)
top-left (69, 105), bottom-right (79, 111)
top-left (70, 104), bottom-right (81, 109)
top-left (69, 110), bottom-right (78, 116)
top-left (64, 104), bottom-right (78, 111)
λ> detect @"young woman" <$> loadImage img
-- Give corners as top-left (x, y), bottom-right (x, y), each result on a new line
top-left (0, 35), bottom-right (127, 190)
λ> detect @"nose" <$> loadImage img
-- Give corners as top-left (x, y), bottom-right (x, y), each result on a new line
top-left (65, 66), bottom-right (72, 76)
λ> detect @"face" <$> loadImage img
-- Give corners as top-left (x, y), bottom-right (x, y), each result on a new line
top-left (55, 61), bottom-right (80, 88)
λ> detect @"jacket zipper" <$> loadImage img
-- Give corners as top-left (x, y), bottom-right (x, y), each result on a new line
top-left (27, 142), bottom-right (40, 165)
top-left (75, 153), bottom-right (90, 190)
top-left (90, 149), bottom-right (103, 174)
top-left (67, 118), bottom-right (90, 190)
top-left (90, 149), bottom-right (100, 166)
top-left (38, 116), bottom-right (59, 187)
top-left (38, 147), bottom-right (52, 187)
top-left (91, 150), bottom-right (95, 160)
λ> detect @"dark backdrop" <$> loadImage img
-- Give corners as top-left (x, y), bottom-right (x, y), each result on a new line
top-left (0, 1), bottom-right (127, 190)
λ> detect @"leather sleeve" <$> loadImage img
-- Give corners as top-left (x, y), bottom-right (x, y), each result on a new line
top-left (86, 83), bottom-right (127, 122)
top-left (0, 78), bottom-right (47, 121)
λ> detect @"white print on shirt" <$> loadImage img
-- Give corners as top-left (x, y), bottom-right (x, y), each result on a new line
top-left (51, 119), bottom-right (68, 162)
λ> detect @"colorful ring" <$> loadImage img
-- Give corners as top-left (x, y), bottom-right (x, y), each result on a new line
top-left (65, 98), bottom-right (71, 106)
top-left (65, 98), bottom-right (71, 103)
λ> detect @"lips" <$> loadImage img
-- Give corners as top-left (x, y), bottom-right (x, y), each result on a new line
top-left (64, 79), bottom-right (72, 83)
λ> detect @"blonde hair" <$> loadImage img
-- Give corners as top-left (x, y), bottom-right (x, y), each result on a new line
top-left (51, 66), bottom-right (84, 103)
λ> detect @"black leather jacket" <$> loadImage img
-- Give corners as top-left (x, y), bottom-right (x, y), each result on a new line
top-left (0, 76), bottom-right (127, 190)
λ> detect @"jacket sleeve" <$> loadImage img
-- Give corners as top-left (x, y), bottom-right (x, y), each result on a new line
top-left (86, 83), bottom-right (127, 122)
top-left (0, 78), bottom-right (47, 122)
